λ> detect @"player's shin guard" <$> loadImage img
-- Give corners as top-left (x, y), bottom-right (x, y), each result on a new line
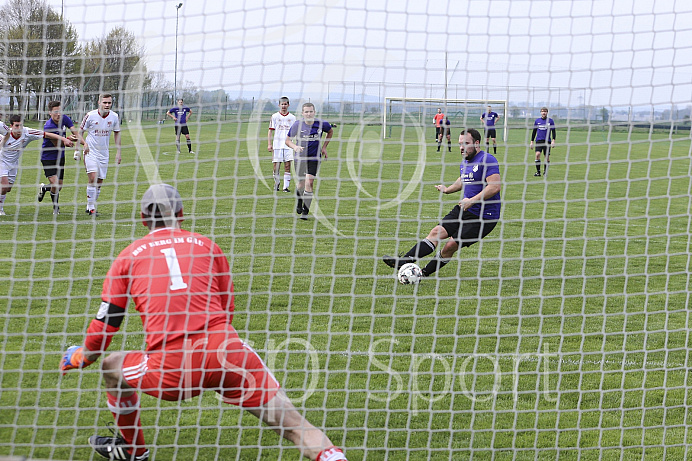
top-left (86, 185), bottom-right (97, 211)
top-left (404, 238), bottom-right (436, 259)
top-left (302, 191), bottom-right (313, 213)
top-left (283, 173), bottom-right (291, 190)
top-left (535, 159), bottom-right (541, 173)
top-left (422, 252), bottom-right (452, 276)
top-left (107, 392), bottom-right (147, 457)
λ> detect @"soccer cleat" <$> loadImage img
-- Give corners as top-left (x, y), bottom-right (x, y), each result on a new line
top-left (0, 210), bottom-right (5, 216)
top-left (276, 184), bottom-right (280, 191)
top-left (283, 188), bottom-right (290, 193)
top-left (38, 183), bottom-right (47, 202)
top-left (296, 204), bottom-right (303, 215)
top-left (86, 209), bottom-right (100, 217)
top-left (53, 207), bottom-right (60, 216)
top-left (382, 254), bottom-right (416, 269)
top-left (534, 172), bottom-right (541, 177)
top-left (189, 150), bottom-right (195, 154)
top-left (300, 212), bottom-right (309, 220)
top-left (89, 434), bottom-right (149, 461)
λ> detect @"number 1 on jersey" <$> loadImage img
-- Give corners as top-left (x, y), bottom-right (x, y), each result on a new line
top-left (160, 248), bottom-right (188, 290)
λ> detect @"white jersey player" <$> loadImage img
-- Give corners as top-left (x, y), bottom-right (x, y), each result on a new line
top-left (0, 115), bottom-right (73, 216)
top-left (267, 97), bottom-right (296, 192)
top-left (77, 93), bottom-right (122, 217)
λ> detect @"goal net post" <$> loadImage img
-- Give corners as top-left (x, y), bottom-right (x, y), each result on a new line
top-left (383, 97), bottom-right (508, 141)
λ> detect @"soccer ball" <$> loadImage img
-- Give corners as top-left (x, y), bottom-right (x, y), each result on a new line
top-left (397, 263), bottom-right (423, 285)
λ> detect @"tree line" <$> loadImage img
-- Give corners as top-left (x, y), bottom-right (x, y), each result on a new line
top-left (0, 0), bottom-right (177, 119)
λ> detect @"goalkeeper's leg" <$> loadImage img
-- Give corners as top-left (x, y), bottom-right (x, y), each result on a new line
top-left (89, 352), bottom-right (148, 460)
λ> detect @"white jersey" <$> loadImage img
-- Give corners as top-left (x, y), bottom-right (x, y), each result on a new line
top-left (269, 112), bottom-right (296, 150)
top-left (0, 122), bottom-right (8, 137)
top-left (0, 127), bottom-right (44, 166)
top-left (80, 109), bottom-right (120, 159)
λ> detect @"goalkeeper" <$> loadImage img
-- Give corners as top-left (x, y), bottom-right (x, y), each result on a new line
top-left (382, 129), bottom-right (501, 276)
top-left (61, 183), bottom-right (348, 461)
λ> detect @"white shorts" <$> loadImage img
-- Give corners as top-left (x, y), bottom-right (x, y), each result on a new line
top-left (84, 154), bottom-right (108, 179)
top-left (0, 160), bottom-right (17, 184)
top-left (272, 148), bottom-right (294, 163)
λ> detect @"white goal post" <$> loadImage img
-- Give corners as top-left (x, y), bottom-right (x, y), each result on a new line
top-left (383, 97), bottom-right (508, 141)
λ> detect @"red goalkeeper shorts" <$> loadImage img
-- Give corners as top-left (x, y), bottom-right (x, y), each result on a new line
top-left (120, 324), bottom-right (280, 407)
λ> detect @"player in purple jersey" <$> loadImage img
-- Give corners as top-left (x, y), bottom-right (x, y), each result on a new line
top-left (382, 128), bottom-right (501, 277)
top-left (480, 105), bottom-right (500, 154)
top-left (166, 99), bottom-right (194, 154)
top-left (437, 117), bottom-right (452, 152)
top-left (530, 107), bottom-right (556, 177)
top-left (285, 103), bottom-right (333, 220)
top-left (37, 101), bottom-right (79, 215)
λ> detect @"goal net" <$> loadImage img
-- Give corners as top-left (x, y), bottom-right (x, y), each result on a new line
top-left (383, 97), bottom-right (508, 141)
top-left (1, 1), bottom-right (692, 460)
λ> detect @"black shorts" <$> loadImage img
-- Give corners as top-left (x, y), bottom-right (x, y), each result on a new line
top-left (441, 128), bottom-right (451, 137)
top-left (175, 125), bottom-right (190, 136)
top-left (485, 129), bottom-right (497, 139)
top-left (295, 157), bottom-right (320, 178)
top-left (41, 155), bottom-right (66, 180)
top-left (440, 206), bottom-right (498, 246)
top-left (435, 126), bottom-right (441, 137)
top-left (535, 143), bottom-right (551, 155)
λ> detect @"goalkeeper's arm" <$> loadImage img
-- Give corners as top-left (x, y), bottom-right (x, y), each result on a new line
top-left (61, 301), bottom-right (125, 373)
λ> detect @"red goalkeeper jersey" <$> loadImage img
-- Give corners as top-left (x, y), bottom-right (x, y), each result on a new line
top-left (101, 227), bottom-right (234, 352)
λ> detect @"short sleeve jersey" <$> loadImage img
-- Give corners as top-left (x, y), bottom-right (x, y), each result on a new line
top-left (434, 113), bottom-right (445, 127)
top-left (101, 227), bottom-right (235, 352)
top-left (269, 112), bottom-right (297, 150)
top-left (42, 115), bottom-right (74, 161)
top-left (482, 112), bottom-right (499, 128)
top-left (533, 117), bottom-right (555, 142)
top-left (287, 120), bottom-right (332, 158)
top-left (169, 106), bottom-right (191, 126)
top-left (0, 127), bottom-right (44, 166)
top-left (80, 109), bottom-right (120, 160)
top-left (460, 150), bottom-right (501, 220)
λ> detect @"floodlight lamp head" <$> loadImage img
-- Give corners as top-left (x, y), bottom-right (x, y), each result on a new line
top-left (176, 3), bottom-right (183, 8)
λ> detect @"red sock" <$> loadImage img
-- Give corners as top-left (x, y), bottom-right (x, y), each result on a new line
top-left (316, 446), bottom-right (347, 461)
top-left (107, 392), bottom-right (147, 456)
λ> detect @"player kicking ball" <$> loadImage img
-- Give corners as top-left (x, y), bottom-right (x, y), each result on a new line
top-left (382, 129), bottom-right (501, 277)
top-left (61, 184), bottom-right (348, 461)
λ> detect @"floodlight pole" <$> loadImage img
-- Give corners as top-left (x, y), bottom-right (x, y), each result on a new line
top-left (175, 3), bottom-right (183, 100)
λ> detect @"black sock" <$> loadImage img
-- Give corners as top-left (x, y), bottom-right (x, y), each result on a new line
top-left (404, 238), bottom-right (436, 259)
top-left (535, 160), bottom-right (541, 173)
top-left (422, 252), bottom-right (452, 276)
top-left (50, 192), bottom-right (59, 205)
top-left (296, 189), bottom-right (303, 209)
top-left (493, 146), bottom-right (497, 154)
top-left (42, 185), bottom-right (51, 193)
top-left (187, 140), bottom-right (192, 152)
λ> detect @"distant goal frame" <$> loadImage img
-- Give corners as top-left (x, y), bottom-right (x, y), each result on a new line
top-left (382, 97), bottom-right (509, 141)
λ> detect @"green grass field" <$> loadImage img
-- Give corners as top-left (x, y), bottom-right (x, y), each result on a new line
top-left (1, 119), bottom-right (690, 460)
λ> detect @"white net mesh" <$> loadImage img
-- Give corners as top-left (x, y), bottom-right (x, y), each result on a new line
top-left (1, 1), bottom-right (692, 460)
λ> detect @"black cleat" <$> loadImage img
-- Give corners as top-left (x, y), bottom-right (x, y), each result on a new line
top-left (533, 172), bottom-right (541, 177)
top-left (283, 188), bottom-right (290, 193)
top-left (89, 434), bottom-right (149, 460)
top-left (86, 209), bottom-right (100, 217)
top-left (382, 254), bottom-right (416, 269)
top-left (300, 212), bottom-right (309, 220)
top-left (296, 204), bottom-right (303, 215)
top-left (38, 183), bottom-right (47, 202)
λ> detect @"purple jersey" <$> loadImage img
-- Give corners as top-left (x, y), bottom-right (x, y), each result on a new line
top-left (481, 112), bottom-right (499, 127)
top-left (41, 115), bottom-right (74, 160)
top-left (169, 106), bottom-right (191, 125)
top-left (532, 117), bottom-right (556, 142)
top-left (460, 150), bottom-right (501, 219)
top-left (287, 119), bottom-right (332, 158)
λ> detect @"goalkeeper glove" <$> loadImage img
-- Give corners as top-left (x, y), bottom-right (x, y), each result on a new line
top-left (60, 346), bottom-right (95, 375)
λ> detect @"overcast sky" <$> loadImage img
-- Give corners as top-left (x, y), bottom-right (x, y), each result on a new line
top-left (47, 0), bottom-right (692, 108)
